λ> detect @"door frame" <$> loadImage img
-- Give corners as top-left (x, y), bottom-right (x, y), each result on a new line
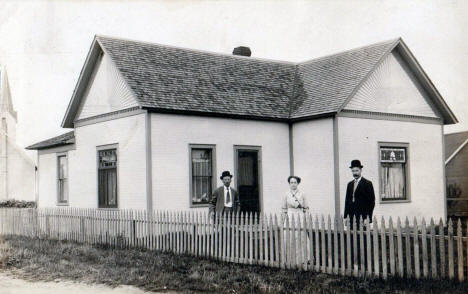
top-left (233, 145), bottom-right (263, 213)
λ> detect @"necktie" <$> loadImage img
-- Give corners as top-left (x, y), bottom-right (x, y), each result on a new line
top-left (226, 188), bottom-right (231, 204)
top-left (352, 179), bottom-right (358, 202)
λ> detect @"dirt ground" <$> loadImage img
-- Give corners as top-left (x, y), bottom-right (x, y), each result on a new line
top-left (0, 272), bottom-right (171, 294)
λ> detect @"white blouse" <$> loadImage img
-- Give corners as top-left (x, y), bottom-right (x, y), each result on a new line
top-left (282, 189), bottom-right (306, 213)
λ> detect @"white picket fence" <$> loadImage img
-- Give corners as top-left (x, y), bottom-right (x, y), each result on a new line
top-left (0, 207), bottom-right (467, 281)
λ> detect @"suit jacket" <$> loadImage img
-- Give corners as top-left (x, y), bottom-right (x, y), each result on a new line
top-left (209, 186), bottom-right (241, 216)
top-left (344, 177), bottom-right (375, 223)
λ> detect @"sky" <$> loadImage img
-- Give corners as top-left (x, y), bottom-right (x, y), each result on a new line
top-left (0, 0), bottom-right (467, 159)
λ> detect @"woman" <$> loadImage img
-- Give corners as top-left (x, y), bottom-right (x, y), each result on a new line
top-left (282, 176), bottom-right (308, 215)
top-left (282, 175), bottom-right (311, 267)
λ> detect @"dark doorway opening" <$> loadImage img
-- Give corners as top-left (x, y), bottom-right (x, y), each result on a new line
top-left (235, 148), bottom-right (261, 214)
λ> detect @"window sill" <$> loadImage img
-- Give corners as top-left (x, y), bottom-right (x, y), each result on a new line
top-left (97, 207), bottom-right (119, 210)
top-left (56, 203), bottom-right (69, 206)
top-left (379, 199), bottom-right (411, 204)
top-left (189, 203), bottom-right (211, 208)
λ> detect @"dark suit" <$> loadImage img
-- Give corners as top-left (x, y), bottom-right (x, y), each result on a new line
top-left (209, 186), bottom-right (240, 216)
top-left (344, 177), bottom-right (375, 225)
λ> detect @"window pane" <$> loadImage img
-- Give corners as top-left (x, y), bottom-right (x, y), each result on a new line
top-left (191, 148), bottom-right (212, 204)
top-left (99, 149), bottom-right (117, 168)
top-left (380, 163), bottom-right (406, 200)
top-left (58, 155), bottom-right (67, 179)
top-left (380, 147), bottom-right (406, 163)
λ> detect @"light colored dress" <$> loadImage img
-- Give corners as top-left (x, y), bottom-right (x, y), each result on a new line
top-left (282, 189), bottom-right (307, 217)
top-left (281, 189), bottom-right (311, 266)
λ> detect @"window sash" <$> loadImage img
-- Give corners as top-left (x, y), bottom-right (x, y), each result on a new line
top-left (190, 148), bottom-right (213, 205)
top-left (379, 146), bottom-right (408, 201)
top-left (57, 155), bottom-right (68, 204)
top-left (98, 149), bottom-right (118, 208)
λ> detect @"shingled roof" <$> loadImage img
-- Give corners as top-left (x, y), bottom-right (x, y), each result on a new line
top-left (26, 131), bottom-right (75, 150)
top-left (59, 35), bottom-right (457, 128)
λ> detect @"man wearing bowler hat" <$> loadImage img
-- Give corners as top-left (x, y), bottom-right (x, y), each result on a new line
top-left (344, 160), bottom-right (375, 226)
top-left (209, 171), bottom-right (241, 219)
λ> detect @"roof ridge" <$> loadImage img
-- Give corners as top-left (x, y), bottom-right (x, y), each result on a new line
top-left (298, 37), bottom-right (401, 65)
top-left (96, 34), bottom-right (297, 66)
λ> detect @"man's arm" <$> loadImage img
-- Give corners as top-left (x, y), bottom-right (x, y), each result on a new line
top-left (234, 189), bottom-right (241, 213)
top-left (367, 180), bottom-right (375, 218)
top-left (343, 183), bottom-right (351, 219)
top-left (209, 188), bottom-right (218, 216)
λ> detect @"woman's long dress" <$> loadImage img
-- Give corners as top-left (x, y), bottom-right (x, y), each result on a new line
top-left (281, 189), bottom-right (311, 266)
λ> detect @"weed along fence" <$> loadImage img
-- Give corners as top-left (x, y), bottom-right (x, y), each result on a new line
top-left (1, 208), bottom-right (468, 281)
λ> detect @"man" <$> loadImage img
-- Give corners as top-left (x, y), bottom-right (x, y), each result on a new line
top-left (344, 159), bottom-right (375, 271)
top-left (209, 171), bottom-right (240, 219)
top-left (344, 159), bottom-right (375, 227)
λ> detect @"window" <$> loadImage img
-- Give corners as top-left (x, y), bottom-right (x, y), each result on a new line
top-left (98, 148), bottom-right (118, 208)
top-left (190, 146), bottom-right (215, 205)
top-left (57, 154), bottom-right (68, 204)
top-left (379, 145), bottom-right (408, 201)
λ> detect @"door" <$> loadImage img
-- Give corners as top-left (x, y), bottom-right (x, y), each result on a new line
top-left (235, 147), bottom-right (261, 213)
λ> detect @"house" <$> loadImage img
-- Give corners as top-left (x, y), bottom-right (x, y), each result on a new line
top-left (0, 65), bottom-right (36, 202)
top-left (26, 36), bottom-right (458, 221)
top-left (445, 131), bottom-right (468, 219)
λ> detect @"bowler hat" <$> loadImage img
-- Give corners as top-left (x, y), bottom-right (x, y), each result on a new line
top-left (220, 171), bottom-right (233, 179)
top-left (349, 159), bottom-right (363, 169)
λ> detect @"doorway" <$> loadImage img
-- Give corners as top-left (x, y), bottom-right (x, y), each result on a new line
top-left (234, 146), bottom-right (262, 213)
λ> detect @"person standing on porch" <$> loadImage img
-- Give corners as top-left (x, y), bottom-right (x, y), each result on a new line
top-left (209, 171), bottom-right (240, 220)
top-left (344, 159), bottom-right (375, 227)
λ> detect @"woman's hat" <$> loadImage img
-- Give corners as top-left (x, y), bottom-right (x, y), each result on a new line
top-left (287, 175), bottom-right (301, 184)
top-left (220, 171), bottom-right (233, 179)
top-left (349, 159), bottom-right (363, 169)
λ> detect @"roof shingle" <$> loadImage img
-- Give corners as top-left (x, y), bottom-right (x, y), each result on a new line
top-left (26, 131), bottom-right (75, 150)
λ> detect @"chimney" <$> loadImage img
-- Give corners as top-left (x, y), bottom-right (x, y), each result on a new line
top-left (232, 46), bottom-right (251, 57)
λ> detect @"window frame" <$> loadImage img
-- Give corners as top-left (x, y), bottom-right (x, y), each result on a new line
top-left (56, 152), bottom-right (69, 206)
top-left (96, 144), bottom-right (119, 209)
top-left (188, 144), bottom-right (216, 208)
top-left (378, 142), bottom-right (411, 203)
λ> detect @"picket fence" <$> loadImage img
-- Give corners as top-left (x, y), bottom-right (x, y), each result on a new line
top-left (0, 207), bottom-right (467, 281)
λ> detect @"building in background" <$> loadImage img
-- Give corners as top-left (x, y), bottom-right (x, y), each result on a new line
top-left (0, 66), bottom-right (36, 202)
top-left (27, 36), bottom-right (457, 220)
top-left (445, 131), bottom-right (468, 219)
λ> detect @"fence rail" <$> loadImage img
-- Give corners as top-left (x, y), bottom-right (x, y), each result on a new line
top-left (0, 207), bottom-right (467, 281)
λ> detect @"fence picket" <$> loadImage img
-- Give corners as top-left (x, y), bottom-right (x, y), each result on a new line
top-left (381, 217), bottom-right (387, 280)
top-left (389, 218), bottom-right (395, 277)
top-left (430, 218), bottom-right (437, 279)
top-left (421, 218), bottom-right (428, 278)
top-left (457, 219), bottom-right (464, 282)
top-left (448, 219), bottom-right (454, 279)
top-left (396, 217), bottom-right (404, 277)
top-left (333, 216), bottom-right (339, 275)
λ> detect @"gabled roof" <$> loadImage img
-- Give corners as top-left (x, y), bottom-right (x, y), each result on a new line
top-left (445, 131), bottom-right (468, 164)
top-left (60, 35), bottom-right (457, 128)
top-left (26, 131), bottom-right (75, 150)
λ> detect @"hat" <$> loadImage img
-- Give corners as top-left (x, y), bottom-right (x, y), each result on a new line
top-left (287, 176), bottom-right (301, 184)
top-left (349, 159), bottom-right (363, 169)
top-left (220, 171), bottom-right (233, 180)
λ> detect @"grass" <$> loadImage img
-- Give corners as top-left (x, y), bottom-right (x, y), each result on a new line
top-left (1, 236), bottom-right (468, 294)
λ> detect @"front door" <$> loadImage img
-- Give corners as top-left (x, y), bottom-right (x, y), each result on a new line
top-left (235, 147), bottom-right (261, 213)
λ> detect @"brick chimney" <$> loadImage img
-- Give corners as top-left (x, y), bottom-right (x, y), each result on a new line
top-left (232, 46), bottom-right (251, 57)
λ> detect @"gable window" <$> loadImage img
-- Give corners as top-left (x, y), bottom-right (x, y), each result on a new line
top-left (379, 144), bottom-right (409, 201)
top-left (190, 145), bottom-right (215, 206)
top-left (57, 154), bottom-right (68, 205)
top-left (98, 148), bottom-right (118, 208)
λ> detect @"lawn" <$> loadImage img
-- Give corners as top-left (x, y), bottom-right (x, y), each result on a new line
top-left (0, 235), bottom-right (467, 294)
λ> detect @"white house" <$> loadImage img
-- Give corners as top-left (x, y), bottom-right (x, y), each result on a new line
top-left (27, 36), bottom-right (457, 221)
top-left (0, 66), bottom-right (36, 202)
